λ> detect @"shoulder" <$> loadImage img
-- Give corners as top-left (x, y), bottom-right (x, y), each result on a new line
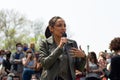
top-left (11, 52), bottom-right (17, 56)
top-left (67, 39), bottom-right (78, 48)
top-left (40, 36), bottom-right (53, 47)
top-left (112, 55), bottom-right (120, 59)
top-left (68, 39), bottom-right (77, 43)
top-left (40, 39), bottom-right (48, 47)
top-left (110, 55), bottom-right (120, 66)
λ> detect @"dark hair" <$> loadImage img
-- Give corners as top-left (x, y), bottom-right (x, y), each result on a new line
top-left (16, 43), bottom-right (23, 47)
top-left (109, 37), bottom-right (120, 52)
top-left (88, 51), bottom-right (98, 64)
top-left (6, 51), bottom-right (11, 58)
top-left (25, 49), bottom-right (34, 59)
top-left (0, 49), bottom-right (5, 53)
top-left (0, 49), bottom-right (5, 55)
top-left (45, 16), bottom-right (63, 38)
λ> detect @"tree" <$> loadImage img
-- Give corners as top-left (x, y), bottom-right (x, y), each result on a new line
top-left (0, 9), bottom-right (27, 50)
top-left (0, 9), bottom-right (45, 51)
top-left (29, 19), bottom-right (45, 50)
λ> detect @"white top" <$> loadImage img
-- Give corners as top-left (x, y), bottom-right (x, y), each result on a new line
top-left (86, 61), bottom-right (100, 78)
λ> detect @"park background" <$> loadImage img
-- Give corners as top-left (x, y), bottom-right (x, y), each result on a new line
top-left (0, 0), bottom-right (120, 55)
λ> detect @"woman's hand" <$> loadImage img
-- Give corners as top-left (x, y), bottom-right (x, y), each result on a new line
top-left (27, 53), bottom-right (32, 59)
top-left (58, 37), bottom-right (68, 48)
top-left (70, 46), bottom-right (86, 58)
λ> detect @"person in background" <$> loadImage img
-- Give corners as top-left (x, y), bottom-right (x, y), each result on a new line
top-left (0, 50), bottom-right (5, 66)
top-left (98, 54), bottom-right (108, 80)
top-left (108, 37), bottom-right (120, 80)
top-left (30, 42), bottom-right (35, 53)
top-left (98, 51), bottom-right (106, 62)
top-left (0, 50), bottom-right (6, 79)
top-left (22, 49), bottom-right (36, 80)
top-left (86, 51), bottom-right (101, 80)
top-left (39, 16), bottom-right (86, 80)
top-left (1, 50), bottom-right (12, 80)
top-left (105, 53), bottom-right (111, 65)
top-left (3, 50), bottom-right (12, 74)
top-left (23, 43), bottom-right (29, 52)
top-left (34, 51), bottom-right (42, 79)
top-left (10, 43), bottom-right (25, 80)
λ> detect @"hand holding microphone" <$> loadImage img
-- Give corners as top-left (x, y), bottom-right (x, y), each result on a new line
top-left (58, 32), bottom-right (68, 48)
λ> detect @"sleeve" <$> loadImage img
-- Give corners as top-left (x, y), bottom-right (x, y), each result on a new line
top-left (2, 59), bottom-right (6, 67)
top-left (10, 53), bottom-right (16, 64)
top-left (39, 40), bottom-right (63, 69)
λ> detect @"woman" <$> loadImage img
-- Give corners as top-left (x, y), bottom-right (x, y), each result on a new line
top-left (22, 49), bottom-right (36, 80)
top-left (86, 51), bottom-right (101, 80)
top-left (30, 42), bottom-right (35, 53)
top-left (39, 16), bottom-right (86, 80)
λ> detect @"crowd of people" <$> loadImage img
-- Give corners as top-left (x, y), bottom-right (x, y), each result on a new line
top-left (0, 16), bottom-right (120, 80)
top-left (0, 42), bottom-right (42, 80)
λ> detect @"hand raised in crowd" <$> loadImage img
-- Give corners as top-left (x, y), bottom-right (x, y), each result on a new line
top-left (27, 53), bottom-right (32, 59)
top-left (70, 45), bottom-right (86, 58)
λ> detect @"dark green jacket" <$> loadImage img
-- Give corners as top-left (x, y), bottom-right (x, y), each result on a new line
top-left (39, 36), bottom-right (86, 80)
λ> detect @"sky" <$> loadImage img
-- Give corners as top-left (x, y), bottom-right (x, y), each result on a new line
top-left (0, 0), bottom-right (120, 55)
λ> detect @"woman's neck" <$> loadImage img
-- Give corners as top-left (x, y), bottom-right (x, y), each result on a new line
top-left (54, 36), bottom-right (61, 45)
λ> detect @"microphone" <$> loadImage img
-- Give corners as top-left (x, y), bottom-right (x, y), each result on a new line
top-left (62, 32), bottom-right (67, 37)
top-left (62, 32), bottom-right (67, 50)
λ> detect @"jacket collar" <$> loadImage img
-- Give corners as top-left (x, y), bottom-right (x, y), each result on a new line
top-left (46, 36), bottom-right (54, 44)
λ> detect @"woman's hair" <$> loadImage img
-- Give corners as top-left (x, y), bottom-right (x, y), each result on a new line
top-left (25, 49), bottom-right (34, 59)
top-left (6, 50), bottom-right (11, 58)
top-left (45, 16), bottom-right (64, 38)
top-left (99, 51), bottom-right (106, 57)
top-left (109, 37), bottom-right (120, 52)
top-left (88, 51), bottom-right (98, 64)
top-left (30, 42), bottom-right (35, 48)
top-left (0, 49), bottom-right (5, 55)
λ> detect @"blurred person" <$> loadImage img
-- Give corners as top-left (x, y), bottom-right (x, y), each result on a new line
top-left (98, 51), bottom-right (106, 62)
top-left (10, 43), bottom-right (25, 80)
top-left (23, 43), bottom-right (29, 52)
top-left (98, 54), bottom-right (108, 80)
top-left (22, 49), bottom-right (36, 80)
top-left (39, 16), bottom-right (86, 80)
top-left (34, 51), bottom-right (42, 79)
top-left (0, 50), bottom-right (6, 79)
top-left (86, 51), bottom-right (101, 80)
top-left (0, 50), bottom-right (6, 62)
top-left (105, 53), bottom-right (111, 65)
top-left (108, 37), bottom-right (120, 80)
top-left (1, 50), bottom-right (12, 80)
top-left (0, 50), bottom-right (5, 65)
top-left (30, 42), bottom-right (35, 53)
top-left (2, 50), bottom-right (12, 74)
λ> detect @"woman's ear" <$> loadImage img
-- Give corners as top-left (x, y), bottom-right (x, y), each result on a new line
top-left (49, 26), bottom-right (53, 33)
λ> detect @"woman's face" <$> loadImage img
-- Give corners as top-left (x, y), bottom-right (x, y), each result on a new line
top-left (50, 19), bottom-right (66, 37)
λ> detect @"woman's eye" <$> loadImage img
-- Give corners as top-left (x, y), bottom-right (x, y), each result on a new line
top-left (58, 24), bottom-right (62, 27)
top-left (56, 24), bottom-right (66, 27)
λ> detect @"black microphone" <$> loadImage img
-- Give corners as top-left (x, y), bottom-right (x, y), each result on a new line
top-left (62, 32), bottom-right (67, 37)
top-left (62, 32), bottom-right (67, 50)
